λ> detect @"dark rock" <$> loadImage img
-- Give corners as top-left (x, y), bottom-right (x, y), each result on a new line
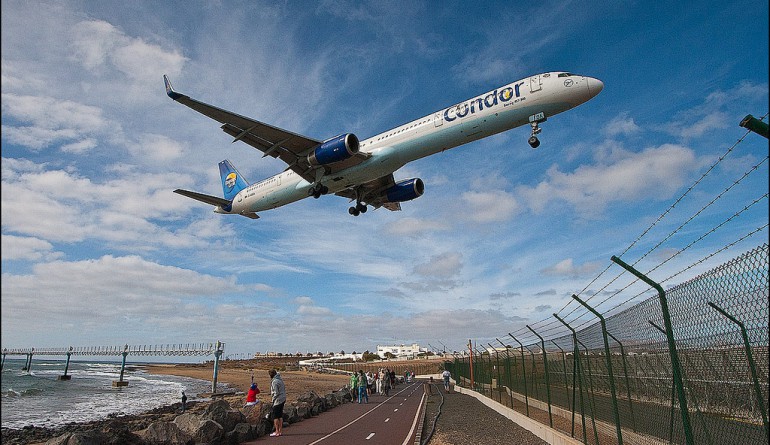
top-left (225, 423), bottom-right (255, 444)
top-left (137, 421), bottom-right (192, 445)
top-left (281, 405), bottom-right (299, 424)
top-left (200, 399), bottom-right (244, 433)
top-left (44, 430), bottom-right (103, 445)
top-left (193, 419), bottom-right (223, 445)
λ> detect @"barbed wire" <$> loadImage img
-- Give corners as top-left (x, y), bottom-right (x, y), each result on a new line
top-left (500, 114), bottom-right (769, 349)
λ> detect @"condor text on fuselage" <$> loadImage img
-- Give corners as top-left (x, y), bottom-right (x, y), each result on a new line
top-left (165, 72), bottom-right (603, 219)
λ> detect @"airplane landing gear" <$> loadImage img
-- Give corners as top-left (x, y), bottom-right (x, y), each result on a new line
top-left (527, 112), bottom-right (547, 149)
top-left (348, 202), bottom-right (368, 216)
top-left (308, 183), bottom-right (329, 199)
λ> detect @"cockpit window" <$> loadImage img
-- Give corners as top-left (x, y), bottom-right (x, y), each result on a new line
top-left (558, 72), bottom-right (577, 77)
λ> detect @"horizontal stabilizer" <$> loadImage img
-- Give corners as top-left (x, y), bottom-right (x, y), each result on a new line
top-left (174, 189), bottom-right (231, 207)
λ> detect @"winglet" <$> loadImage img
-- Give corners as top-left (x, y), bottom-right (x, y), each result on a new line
top-left (163, 75), bottom-right (184, 100)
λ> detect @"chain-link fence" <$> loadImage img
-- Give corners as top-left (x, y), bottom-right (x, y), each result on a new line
top-left (446, 243), bottom-right (768, 445)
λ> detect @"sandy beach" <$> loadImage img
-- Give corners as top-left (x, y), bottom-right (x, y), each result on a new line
top-left (143, 362), bottom-right (351, 403)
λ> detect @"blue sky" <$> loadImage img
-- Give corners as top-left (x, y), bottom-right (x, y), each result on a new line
top-left (2, 0), bottom-right (768, 358)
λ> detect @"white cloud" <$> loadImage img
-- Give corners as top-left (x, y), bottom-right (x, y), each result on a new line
top-left (128, 134), bottom-right (186, 162)
top-left (665, 81), bottom-right (768, 139)
top-left (603, 112), bottom-right (642, 138)
top-left (460, 190), bottom-right (519, 222)
top-left (70, 19), bottom-right (187, 83)
top-left (541, 258), bottom-right (602, 277)
top-left (383, 217), bottom-right (450, 236)
top-left (518, 144), bottom-right (697, 216)
top-left (414, 252), bottom-right (463, 278)
top-left (1, 235), bottom-right (62, 261)
top-left (1, 94), bottom-right (108, 151)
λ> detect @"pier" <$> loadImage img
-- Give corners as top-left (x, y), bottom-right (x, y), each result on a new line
top-left (2, 342), bottom-right (225, 391)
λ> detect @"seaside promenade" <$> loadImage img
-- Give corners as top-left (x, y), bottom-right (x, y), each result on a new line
top-left (239, 378), bottom-right (549, 445)
top-left (245, 381), bottom-right (425, 444)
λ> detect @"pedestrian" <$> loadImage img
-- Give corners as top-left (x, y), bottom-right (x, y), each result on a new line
top-left (442, 369), bottom-right (451, 393)
top-left (181, 391), bottom-right (187, 412)
top-left (357, 370), bottom-right (369, 404)
top-left (382, 368), bottom-right (391, 396)
top-left (269, 369), bottom-right (286, 437)
top-left (244, 382), bottom-right (261, 408)
top-left (375, 370), bottom-right (382, 394)
top-left (349, 371), bottom-right (359, 400)
top-left (366, 371), bottom-right (374, 395)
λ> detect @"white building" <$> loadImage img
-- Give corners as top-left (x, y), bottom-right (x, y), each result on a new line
top-left (376, 343), bottom-right (427, 359)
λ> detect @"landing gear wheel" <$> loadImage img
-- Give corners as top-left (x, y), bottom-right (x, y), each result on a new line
top-left (527, 116), bottom-right (544, 149)
top-left (309, 184), bottom-right (328, 199)
top-left (356, 203), bottom-right (368, 213)
top-left (349, 206), bottom-right (360, 216)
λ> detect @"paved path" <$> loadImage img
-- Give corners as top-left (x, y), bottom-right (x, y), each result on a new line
top-left (245, 381), bottom-right (425, 444)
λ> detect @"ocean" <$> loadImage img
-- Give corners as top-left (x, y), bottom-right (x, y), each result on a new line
top-left (1, 358), bottom-right (213, 430)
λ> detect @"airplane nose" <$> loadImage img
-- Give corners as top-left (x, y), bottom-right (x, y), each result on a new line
top-left (586, 77), bottom-right (604, 97)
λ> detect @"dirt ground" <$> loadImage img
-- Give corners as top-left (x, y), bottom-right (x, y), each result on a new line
top-left (144, 363), bottom-right (351, 403)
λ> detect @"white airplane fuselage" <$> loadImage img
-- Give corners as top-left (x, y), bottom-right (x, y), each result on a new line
top-left (223, 72), bottom-right (603, 215)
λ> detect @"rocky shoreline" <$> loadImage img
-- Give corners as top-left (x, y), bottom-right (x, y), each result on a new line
top-left (1, 387), bottom-right (353, 445)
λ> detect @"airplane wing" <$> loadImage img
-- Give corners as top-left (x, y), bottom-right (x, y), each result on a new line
top-left (334, 174), bottom-right (402, 211)
top-left (164, 75), bottom-right (368, 184)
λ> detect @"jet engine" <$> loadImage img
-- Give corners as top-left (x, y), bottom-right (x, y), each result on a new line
top-left (307, 133), bottom-right (360, 166)
top-left (386, 178), bottom-right (425, 203)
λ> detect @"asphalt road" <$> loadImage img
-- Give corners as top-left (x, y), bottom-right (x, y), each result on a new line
top-left (246, 381), bottom-right (426, 444)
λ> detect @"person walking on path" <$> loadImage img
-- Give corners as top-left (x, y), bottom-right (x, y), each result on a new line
top-left (269, 369), bottom-right (286, 437)
top-left (357, 370), bottom-right (369, 404)
top-left (442, 369), bottom-right (452, 393)
top-left (381, 368), bottom-right (391, 396)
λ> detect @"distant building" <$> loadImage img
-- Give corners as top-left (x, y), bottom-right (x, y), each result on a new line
top-left (376, 343), bottom-right (427, 359)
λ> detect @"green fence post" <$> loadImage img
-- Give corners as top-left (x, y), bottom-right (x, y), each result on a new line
top-left (509, 333), bottom-right (530, 416)
top-left (612, 255), bottom-right (694, 445)
top-left (708, 302), bottom-right (769, 436)
top-left (523, 344), bottom-right (540, 400)
top-left (606, 331), bottom-right (637, 432)
top-left (650, 320), bottom-right (677, 443)
top-left (551, 340), bottom-right (572, 413)
top-left (481, 346), bottom-right (492, 398)
top-left (555, 313), bottom-right (588, 442)
top-left (488, 343), bottom-right (502, 404)
top-left (474, 347), bottom-right (486, 396)
top-left (527, 325), bottom-right (553, 428)
top-left (497, 338), bottom-right (516, 410)
top-left (739, 114), bottom-right (769, 138)
top-left (572, 295), bottom-right (624, 444)
top-left (484, 347), bottom-right (494, 398)
top-left (575, 338), bottom-right (601, 445)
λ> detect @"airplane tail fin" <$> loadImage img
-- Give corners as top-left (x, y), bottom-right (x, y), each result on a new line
top-left (219, 160), bottom-right (249, 201)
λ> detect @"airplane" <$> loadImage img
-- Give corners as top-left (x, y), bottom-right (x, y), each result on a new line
top-left (164, 72), bottom-right (603, 219)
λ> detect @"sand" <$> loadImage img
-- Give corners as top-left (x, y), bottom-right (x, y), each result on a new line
top-left (143, 363), bottom-right (351, 403)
